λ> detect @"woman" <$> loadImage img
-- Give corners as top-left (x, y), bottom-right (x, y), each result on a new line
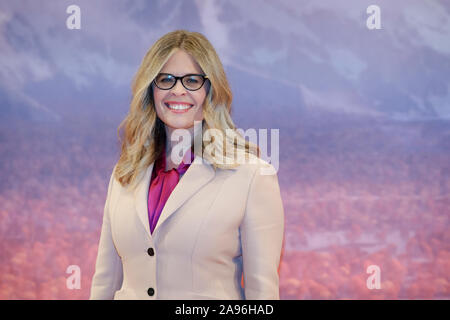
top-left (90, 30), bottom-right (284, 300)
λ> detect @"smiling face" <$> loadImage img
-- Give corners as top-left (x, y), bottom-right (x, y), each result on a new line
top-left (152, 49), bottom-right (209, 134)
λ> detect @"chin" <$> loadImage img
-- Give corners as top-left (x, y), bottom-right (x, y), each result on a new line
top-left (165, 119), bottom-right (195, 130)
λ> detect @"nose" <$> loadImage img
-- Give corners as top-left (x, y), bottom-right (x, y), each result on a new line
top-left (171, 79), bottom-right (187, 95)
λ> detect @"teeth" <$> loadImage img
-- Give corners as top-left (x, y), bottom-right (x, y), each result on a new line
top-left (166, 103), bottom-right (193, 110)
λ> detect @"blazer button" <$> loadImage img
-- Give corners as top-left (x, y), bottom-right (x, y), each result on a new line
top-left (147, 287), bottom-right (155, 296)
top-left (147, 248), bottom-right (154, 256)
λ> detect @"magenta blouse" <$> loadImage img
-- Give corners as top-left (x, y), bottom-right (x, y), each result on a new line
top-left (147, 147), bottom-right (195, 234)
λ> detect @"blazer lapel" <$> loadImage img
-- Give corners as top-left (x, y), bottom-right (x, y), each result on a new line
top-left (153, 154), bottom-right (215, 234)
top-left (134, 154), bottom-right (216, 239)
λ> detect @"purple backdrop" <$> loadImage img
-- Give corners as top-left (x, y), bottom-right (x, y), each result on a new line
top-left (0, 0), bottom-right (449, 299)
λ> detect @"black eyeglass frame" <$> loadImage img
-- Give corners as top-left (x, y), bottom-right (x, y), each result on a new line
top-left (152, 73), bottom-right (209, 91)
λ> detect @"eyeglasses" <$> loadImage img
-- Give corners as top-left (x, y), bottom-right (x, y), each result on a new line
top-left (153, 73), bottom-right (209, 91)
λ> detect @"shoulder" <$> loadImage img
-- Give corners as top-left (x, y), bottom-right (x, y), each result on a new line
top-left (108, 164), bottom-right (128, 201)
top-left (215, 154), bottom-right (278, 185)
top-left (235, 154), bottom-right (278, 178)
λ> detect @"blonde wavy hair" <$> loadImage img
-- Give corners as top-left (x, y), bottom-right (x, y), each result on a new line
top-left (115, 30), bottom-right (260, 190)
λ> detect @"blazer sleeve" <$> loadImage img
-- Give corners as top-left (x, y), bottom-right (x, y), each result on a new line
top-left (89, 165), bottom-right (123, 299)
top-left (240, 161), bottom-right (285, 300)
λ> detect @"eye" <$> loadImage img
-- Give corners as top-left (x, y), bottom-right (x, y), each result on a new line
top-left (186, 76), bottom-right (200, 83)
top-left (160, 75), bottom-right (174, 82)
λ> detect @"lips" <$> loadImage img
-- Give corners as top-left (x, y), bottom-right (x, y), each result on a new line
top-left (164, 101), bottom-right (194, 113)
top-left (165, 101), bottom-right (193, 106)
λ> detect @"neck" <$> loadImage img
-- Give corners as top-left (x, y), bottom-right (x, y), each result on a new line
top-left (164, 125), bottom-right (194, 162)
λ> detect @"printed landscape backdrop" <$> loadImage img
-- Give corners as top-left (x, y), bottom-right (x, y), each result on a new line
top-left (0, 0), bottom-right (449, 299)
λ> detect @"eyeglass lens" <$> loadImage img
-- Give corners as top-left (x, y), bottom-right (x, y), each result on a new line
top-left (154, 74), bottom-right (205, 90)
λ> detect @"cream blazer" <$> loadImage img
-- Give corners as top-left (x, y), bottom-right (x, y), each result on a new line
top-left (89, 154), bottom-right (284, 300)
